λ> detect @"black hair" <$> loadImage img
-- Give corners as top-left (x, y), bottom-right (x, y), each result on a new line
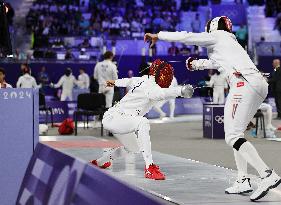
top-left (65, 68), bottom-right (72, 76)
top-left (103, 51), bottom-right (114, 60)
top-left (214, 69), bottom-right (221, 75)
top-left (0, 67), bottom-right (5, 75)
top-left (206, 17), bottom-right (232, 33)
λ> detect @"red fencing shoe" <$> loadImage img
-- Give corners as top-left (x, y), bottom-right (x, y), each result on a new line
top-left (90, 160), bottom-right (111, 169)
top-left (145, 164), bottom-right (165, 180)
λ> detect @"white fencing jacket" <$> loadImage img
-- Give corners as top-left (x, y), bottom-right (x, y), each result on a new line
top-left (110, 75), bottom-right (182, 116)
top-left (54, 75), bottom-right (77, 93)
top-left (78, 73), bottom-right (90, 89)
top-left (158, 30), bottom-right (259, 79)
top-left (94, 60), bottom-right (118, 86)
top-left (16, 74), bottom-right (38, 88)
top-left (208, 73), bottom-right (228, 90)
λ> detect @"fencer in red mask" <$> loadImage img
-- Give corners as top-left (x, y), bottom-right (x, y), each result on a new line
top-left (90, 59), bottom-right (193, 180)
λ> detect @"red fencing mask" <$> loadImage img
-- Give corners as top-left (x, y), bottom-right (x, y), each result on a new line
top-left (149, 59), bottom-right (174, 88)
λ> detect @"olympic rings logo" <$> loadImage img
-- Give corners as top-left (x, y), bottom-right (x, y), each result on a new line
top-left (215, 115), bottom-right (224, 124)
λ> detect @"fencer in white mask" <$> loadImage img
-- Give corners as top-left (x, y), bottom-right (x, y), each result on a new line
top-left (144, 16), bottom-right (281, 201)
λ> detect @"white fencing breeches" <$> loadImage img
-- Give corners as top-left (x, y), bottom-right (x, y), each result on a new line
top-left (99, 86), bottom-right (114, 108)
top-left (224, 74), bottom-right (268, 147)
top-left (213, 87), bottom-right (225, 104)
top-left (60, 90), bottom-right (72, 101)
top-left (225, 74), bottom-right (269, 178)
top-left (102, 111), bottom-right (153, 167)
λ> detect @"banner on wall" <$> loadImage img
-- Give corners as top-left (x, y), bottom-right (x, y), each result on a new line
top-left (0, 89), bottom-right (38, 205)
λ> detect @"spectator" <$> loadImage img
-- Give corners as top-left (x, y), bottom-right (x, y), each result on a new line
top-left (102, 18), bottom-right (110, 30)
top-left (65, 49), bottom-right (75, 60)
top-left (16, 66), bottom-right (38, 88)
top-left (14, 48), bottom-right (26, 60)
top-left (0, 67), bottom-right (12, 88)
top-left (180, 44), bottom-right (191, 56)
top-left (131, 18), bottom-right (142, 33)
top-left (168, 42), bottom-right (179, 56)
top-left (121, 18), bottom-right (130, 29)
top-left (37, 66), bottom-right (49, 85)
top-left (235, 24), bottom-right (248, 49)
top-left (110, 18), bottom-right (121, 36)
top-left (79, 38), bottom-right (91, 49)
top-left (127, 70), bottom-right (134, 78)
top-left (77, 68), bottom-right (90, 89)
top-left (120, 27), bottom-right (131, 37)
top-left (268, 59), bottom-right (281, 119)
top-left (79, 16), bottom-right (90, 30)
top-left (51, 38), bottom-right (64, 48)
top-left (152, 13), bottom-right (164, 30)
top-left (26, 0), bottom-right (181, 50)
top-left (191, 13), bottom-right (201, 33)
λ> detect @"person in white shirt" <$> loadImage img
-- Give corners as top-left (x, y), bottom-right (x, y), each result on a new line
top-left (94, 51), bottom-right (118, 108)
top-left (207, 71), bottom-right (228, 104)
top-left (16, 67), bottom-right (38, 88)
top-left (0, 68), bottom-right (12, 88)
top-left (77, 68), bottom-right (90, 89)
top-left (91, 59), bottom-right (194, 180)
top-left (52, 68), bottom-right (77, 101)
top-left (153, 76), bottom-right (178, 118)
top-left (144, 16), bottom-right (281, 201)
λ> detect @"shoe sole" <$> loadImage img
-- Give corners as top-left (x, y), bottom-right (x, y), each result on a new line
top-left (250, 178), bottom-right (281, 202)
top-left (225, 189), bottom-right (253, 194)
top-left (145, 176), bottom-right (166, 180)
top-left (90, 161), bottom-right (111, 169)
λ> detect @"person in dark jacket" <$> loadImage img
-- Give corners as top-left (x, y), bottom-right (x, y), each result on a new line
top-left (269, 59), bottom-right (281, 119)
top-left (0, 0), bottom-right (12, 56)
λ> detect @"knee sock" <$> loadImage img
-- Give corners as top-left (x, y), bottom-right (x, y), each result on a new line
top-left (154, 106), bottom-right (166, 117)
top-left (233, 149), bottom-right (247, 180)
top-left (97, 146), bottom-right (127, 165)
top-left (266, 108), bottom-right (273, 130)
top-left (238, 141), bottom-right (269, 178)
top-left (137, 121), bottom-right (154, 168)
top-left (169, 100), bottom-right (175, 117)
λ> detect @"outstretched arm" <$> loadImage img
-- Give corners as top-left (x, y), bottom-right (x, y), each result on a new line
top-left (106, 77), bottom-right (142, 88)
top-left (144, 31), bottom-right (216, 47)
top-left (186, 58), bottom-right (218, 71)
top-left (54, 76), bottom-right (64, 88)
top-left (147, 84), bottom-right (193, 101)
top-left (147, 86), bottom-right (182, 101)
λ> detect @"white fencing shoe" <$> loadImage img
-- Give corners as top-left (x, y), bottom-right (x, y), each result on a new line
top-left (265, 130), bottom-right (277, 138)
top-left (267, 125), bottom-right (277, 131)
top-left (225, 178), bottom-right (253, 194)
top-left (250, 170), bottom-right (281, 201)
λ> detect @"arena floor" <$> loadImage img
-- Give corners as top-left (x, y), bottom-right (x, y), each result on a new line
top-left (42, 115), bottom-right (281, 204)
